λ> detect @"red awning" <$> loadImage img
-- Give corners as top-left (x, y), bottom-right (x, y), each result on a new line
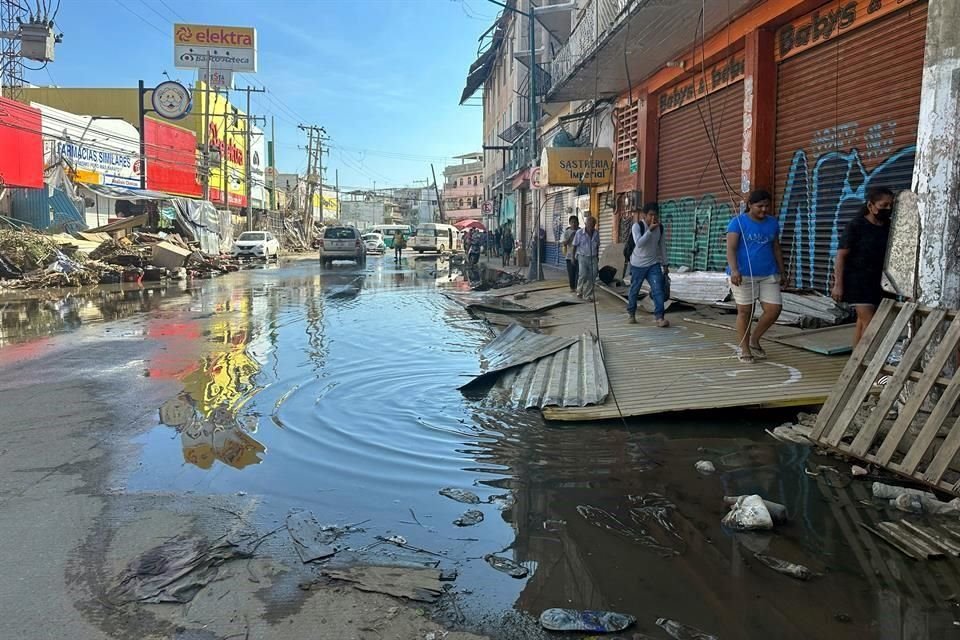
top-left (454, 219), bottom-right (485, 230)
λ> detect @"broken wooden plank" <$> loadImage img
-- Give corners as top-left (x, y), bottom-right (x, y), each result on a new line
top-left (879, 364), bottom-right (953, 388)
top-left (880, 315), bottom-right (960, 468)
top-left (851, 309), bottom-right (946, 458)
top-left (812, 299), bottom-right (897, 441)
top-left (923, 412), bottom-right (960, 486)
top-left (824, 301), bottom-right (915, 447)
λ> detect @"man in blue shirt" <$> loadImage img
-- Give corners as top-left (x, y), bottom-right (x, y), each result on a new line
top-left (725, 189), bottom-right (784, 363)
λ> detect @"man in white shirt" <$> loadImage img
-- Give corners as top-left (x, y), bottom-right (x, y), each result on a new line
top-left (560, 215), bottom-right (580, 292)
top-left (626, 203), bottom-right (670, 327)
top-left (572, 215), bottom-right (600, 301)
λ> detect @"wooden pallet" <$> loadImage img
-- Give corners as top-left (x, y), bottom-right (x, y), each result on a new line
top-left (811, 299), bottom-right (960, 496)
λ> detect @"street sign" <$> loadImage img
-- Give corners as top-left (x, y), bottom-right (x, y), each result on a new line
top-left (174, 24), bottom-right (257, 72)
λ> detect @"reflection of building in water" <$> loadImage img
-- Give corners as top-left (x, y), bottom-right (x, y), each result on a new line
top-left (0, 282), bottom-right (187, 346)
top-left (159, 393), bottom-right (265, 470)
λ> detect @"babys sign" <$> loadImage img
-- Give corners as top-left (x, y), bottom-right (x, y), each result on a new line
top-left (542, 147), bottom-right (613, 186)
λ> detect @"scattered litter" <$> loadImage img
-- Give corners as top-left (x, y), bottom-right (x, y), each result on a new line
top-left (872, 482), bottom-right (936, 501)
top-left (656, 617), bottom-right (719, 640)
top-left (110, 535), bottom-right (250, 604)
top-left (321, 566), bottom-right (445, 603)
top-left (766, 424), bottom-right (813, 444)
top-left (721, 495), bottom-right (774, 531)
top-left (286, 511), bottom-right (362, 563)
top-left (543, 519), bottom-right (566, 532)
top-left (439, 488), bottom-right (481, 504)
top-left (487, 493), bottom-right (516, 510)
top-left (851, 465), bottom-right (869, 477)
top-left (753, 553), bottom-right (816, 580)
top-left (376, 535), bottom-right (446, 558)
top-left (694, 460), bottom-right (716, 475)
top-left (723, 496), bottom-right (788, 525)
top-left (860, 521), bottom-right (945, 560)
top-left (539, 608), bottom-right (636, 633)
top-left (453, 510), bottom-right (484, 527)
top-left (483, 554), bottom-right (528, 578)
top-left (578, 502), bottom-right (682, 556)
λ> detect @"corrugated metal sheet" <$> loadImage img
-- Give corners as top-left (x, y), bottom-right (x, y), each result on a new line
top-left (459, 322), bottom-right (578, 390)
top-left (657, 81), bottom-right (743, 272)
top-left (497, 333), bottom-right (609, 409)
top-left (776, 4), bottom-right (926, 293)
top-left (10, 187), bottom-right (51, 229)
top-left (49, 188), bottom-right (85, 232)
top-left (534, 293), bottom-right (846, 421)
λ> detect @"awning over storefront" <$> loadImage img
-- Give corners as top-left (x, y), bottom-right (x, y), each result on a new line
top-left (81, 184), bottom-right (172, 201)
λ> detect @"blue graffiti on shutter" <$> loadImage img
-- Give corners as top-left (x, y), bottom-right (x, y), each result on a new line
top-left (779, 145), bottom-right (915, 291)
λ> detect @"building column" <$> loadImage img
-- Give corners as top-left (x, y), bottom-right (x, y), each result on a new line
top-left (741, 28), bottom-right (776, 197)
top-left (914, 0), bottom-right (960, 308)
top-left (637, 90), bottom-right (658, 207)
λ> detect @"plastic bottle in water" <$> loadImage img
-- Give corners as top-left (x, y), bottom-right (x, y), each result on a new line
top-left (539, 608), bottom-right (636, 633)
top-left (656, 617), bottom-right (719, 640)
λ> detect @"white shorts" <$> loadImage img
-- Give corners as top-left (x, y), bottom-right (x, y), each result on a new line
top-left (730, 274), bottom-right (782, 306)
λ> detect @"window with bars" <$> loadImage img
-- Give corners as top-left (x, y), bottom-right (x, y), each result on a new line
top-left (615, 102), bottom-right (639, 164)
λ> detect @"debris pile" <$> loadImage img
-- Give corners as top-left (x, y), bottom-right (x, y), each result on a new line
top-left (0, 228), bottom-right (237, 289)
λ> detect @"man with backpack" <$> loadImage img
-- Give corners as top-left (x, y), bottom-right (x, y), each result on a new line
top-left (625, 202), bottom-right (670, 327)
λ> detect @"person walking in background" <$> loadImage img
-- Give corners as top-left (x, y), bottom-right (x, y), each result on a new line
top-left (726, 189), bottom-right (784, 363)
top-left (501, 225), bottom-right (514, 266)
top-left (494, 228), bottom-right (502, 258)
top-left (560, 215), bottom-right (580, 292)
top-left (626, 203), bottom-right (669, 327)
top-left (832, 186), bottom-right (894, 345)
top-left (392, 230), bottom-right (405, 261)
top-left (573, 216), bottom-right (600, 301)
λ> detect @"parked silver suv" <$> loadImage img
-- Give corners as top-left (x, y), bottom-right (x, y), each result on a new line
top-left (319, 226), bottom-right (366, 267)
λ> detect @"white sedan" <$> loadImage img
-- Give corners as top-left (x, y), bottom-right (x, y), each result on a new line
top-left (232, 231), bottom-right (281, 261)
top-left (362, 233), bottom-right (386, 254)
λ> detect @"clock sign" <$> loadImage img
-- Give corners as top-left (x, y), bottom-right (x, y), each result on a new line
top-left (152, 81), bottom-right (192, 120)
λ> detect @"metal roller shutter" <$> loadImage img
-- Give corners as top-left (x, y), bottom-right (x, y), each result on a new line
top-left (545, 187), bottom-right (573, 265)
top-left (775, 3), bottom-right (927, 292)
top-left (657, 81), bottom-right (744, 271)
top-left (596, 190), bottom-right (614, 256)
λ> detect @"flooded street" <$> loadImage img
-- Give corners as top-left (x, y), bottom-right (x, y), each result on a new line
top-left (1, 255), bottom-right (958, 640)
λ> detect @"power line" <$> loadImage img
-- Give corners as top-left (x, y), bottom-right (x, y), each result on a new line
top-left (110, 0), bottom-right (167, 38)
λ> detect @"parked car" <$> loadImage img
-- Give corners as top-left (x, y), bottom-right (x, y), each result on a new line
top-left (319, 226), bottom-right (366, 267)
top-left (362, 233), bottom-right (386, 254)
top-left (232, 231), bottom-right (280, 260)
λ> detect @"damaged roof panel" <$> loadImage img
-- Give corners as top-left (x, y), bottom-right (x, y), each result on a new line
top-left (497, 333), bottom-right (609, 409)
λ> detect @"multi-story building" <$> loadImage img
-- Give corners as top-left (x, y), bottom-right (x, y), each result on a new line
top-left (442, 153), bottom-right (484, 224)
top-left (462, 1), bottom-right (618, 267)
top-left (540, 0), bottom-right (931, 292)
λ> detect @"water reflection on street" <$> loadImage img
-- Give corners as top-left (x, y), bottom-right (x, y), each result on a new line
top-left (4, 253), bottom-right (956, 639)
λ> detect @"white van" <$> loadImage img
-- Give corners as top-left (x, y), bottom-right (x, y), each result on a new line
top-left (412, 223), bottom-right (461, 254)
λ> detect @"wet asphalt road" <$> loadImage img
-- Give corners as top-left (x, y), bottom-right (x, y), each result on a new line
top-left (1, 253), bottom-right (958, 640)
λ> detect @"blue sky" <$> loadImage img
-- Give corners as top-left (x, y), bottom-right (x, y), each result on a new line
top-left (25, 0), bottom-right (494, 189)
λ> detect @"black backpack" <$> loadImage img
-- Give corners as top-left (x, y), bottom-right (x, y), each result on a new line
top-left (623, 221), bottom-right (646, 259)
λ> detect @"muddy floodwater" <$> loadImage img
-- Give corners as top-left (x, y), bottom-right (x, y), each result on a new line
top-left (2, 255), bottom-right (958, 639)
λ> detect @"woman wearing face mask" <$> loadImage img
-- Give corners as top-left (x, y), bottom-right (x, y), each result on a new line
top-left (832, 186), bottom-right (895, 345)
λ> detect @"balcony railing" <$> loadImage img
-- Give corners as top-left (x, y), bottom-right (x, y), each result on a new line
top-left (546, 0), bottom-right (631, 96)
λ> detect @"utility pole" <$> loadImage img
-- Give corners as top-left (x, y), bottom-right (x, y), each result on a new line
top-left (270, 115), bottom-right (276, 210)
top-left (298, 124), bottom-right (327, 244)
top-left (335, 169), bottom-right (340, 219)
top-left (233, 85), bottom-right (266, 231)
top-left (201, 56), bottom-right (212, 200)
top-left (914, 0), bottom-right (960, 309)
top-left (430, 163), bottom-right (444, 223)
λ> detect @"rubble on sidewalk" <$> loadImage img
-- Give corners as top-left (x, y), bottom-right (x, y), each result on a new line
top-left (0, 227), bottom-right (238, 289)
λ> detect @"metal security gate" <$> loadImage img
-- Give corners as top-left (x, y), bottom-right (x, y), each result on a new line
top-left (657, 81), bottom-right (743, 271)
top-left (545, 187), bottom-right (574, 265)
top-left (596, 188), bottom-right (614, 257)
top-left (775, 3), bottom-right (927, 293)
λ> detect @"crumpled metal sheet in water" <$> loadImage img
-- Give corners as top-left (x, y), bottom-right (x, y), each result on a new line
top-left (110, 535), bottom-right (251, 604)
